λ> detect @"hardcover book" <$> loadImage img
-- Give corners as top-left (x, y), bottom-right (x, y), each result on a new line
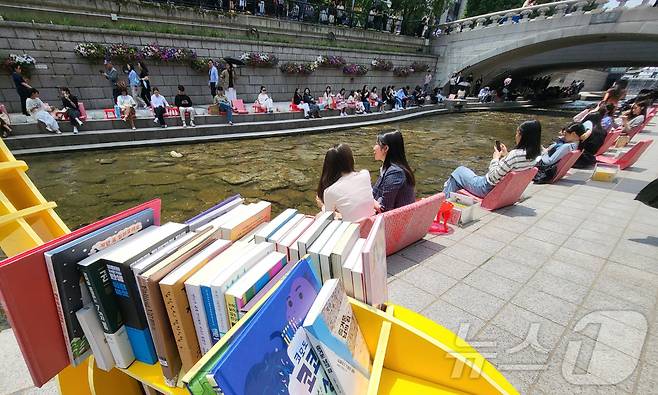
top-left (297, 211), bottom-right (334, 258)
top-left (362, 216), bottom-right (387, 307)
top-left (330, 223), bottom-right (360, 285)
top-left (159, 239), bottom-right (232, 377)
top-left (224, 251), bottom-right (287, 326)
top-left (205, 257), bottom-right (336, 395)
top-left (186, 195), bottom-right (242, 231)
top-left (302, 279), bottom-right (370, 395)
top-left (44, 209), bottom-right (154, 366)
top-left (254, 208), bottom-right (298, 243)
top-left (341, 238), bottom-right (366, 298)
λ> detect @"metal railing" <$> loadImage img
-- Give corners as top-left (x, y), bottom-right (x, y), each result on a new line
top-left (438, 0), bottom-right (655, 34)
top-left (144, 0), bottom-right (435, 38)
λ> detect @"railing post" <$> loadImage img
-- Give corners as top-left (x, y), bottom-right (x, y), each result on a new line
top-left (474, 17), bottom-right (487, 29)
top-left (553, 3), bottom-right (569, 17)
top-left (461, 21), bottom-right (472, 32)
top-left (535, 6), bottom-right (550, 20)
top-left (502, 12), bottom-right (517, 25)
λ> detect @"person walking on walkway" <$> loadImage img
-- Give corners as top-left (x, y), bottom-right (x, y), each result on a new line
top-left (221, 63), bottom-right (238, 102)
top-left (213, 86), bottom-right (234, 125)
top-left (175, 85), bottom-right (195, 127)
top-left (11, 64), bottom-right (32, 116)
top-left (126, 63), bottom-right (147, 108)
top-left (101, 61), bottom-right (120, 105)
top-left (137, 61), bottom-right (151, 107)
top-left (150, 87), bottom-right (169, 128)
top-left (209, 59), bottom-right (219, 98)
top-left (60, 87), bottom-right (83, 134)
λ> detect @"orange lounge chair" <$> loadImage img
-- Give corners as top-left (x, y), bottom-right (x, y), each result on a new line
top-left (550, 150), bottom-right (582, 183)
top-left (232, 99), bottom-right (249, 114)
top-left (596, 139), bottom-right (653, 170)
top-left (252, 103), bottom-right (268, 113)
top-left (595, 130), bottom-right (622, 156)
top-left (459, 167), bottom-right (538, 211)
top-left (357, 193), bottom-right (444, 256)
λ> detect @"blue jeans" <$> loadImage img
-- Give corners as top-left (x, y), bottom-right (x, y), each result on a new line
top-left (219, 103), bottom-right (233, 123)
top-left (443, 166), bottom-right (494, 198)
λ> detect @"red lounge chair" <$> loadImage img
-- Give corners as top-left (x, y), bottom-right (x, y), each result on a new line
top-left (357, 193), bottom-right (444, 256)
top-left (232, 99), bottom-right (249, 114)
top-left (252, 103), bottom-right (267, 113)
top-left (550, 150), bottom-right (582, 183)
top-left (103, 108), bottom-right (117, 119)
top-left (595, 130), bottom-right (622, 156)
top-left (289, 103), bottom-right (302, 112)
top-left (165, 107), bottom-right (180, 118)
top-left (459, 167), bottom-right (538, 211)
top-left (596, 139), bottom-right (654, 170)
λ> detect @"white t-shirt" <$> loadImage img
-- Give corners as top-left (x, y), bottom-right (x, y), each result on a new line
top-left (323, 170), bottom-right (374, 222)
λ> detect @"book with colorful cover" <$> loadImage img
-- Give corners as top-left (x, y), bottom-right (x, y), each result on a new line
top-left (224, 251), bottom-right (287, 327)
top-left (362, 216), bottom-right (387, 307)
top-left (101, 222), bottom-right (189, 364)
top-left (239, 259), bottom-right (297, 316)
top-left (302, 279), bottom-right (370, 395)
top-left (208, 242), bottom-right (275, 339)
top-left (0, 199), bottom-right (161, 387)
top-left (204, 257), bottom-right (336, 395)
top-left (186, 195), bottom-right (242, 231)
top-left (159, 239), bottom-right (232, 378)
top-left (43, 209), bottom-right (154, 366)
top-left (219, 201), bottom-right (272, 241)
top-left (254, 208), bottom-right (298, 243)
top-left (341, 238), bottom-right (366, 298)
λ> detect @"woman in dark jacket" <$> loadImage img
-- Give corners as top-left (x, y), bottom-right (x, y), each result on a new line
top-left (302, 88), bottom-right (321, 118)
top-left (60, 87), bottom-right (83, 134)
top-left (372, 130), bottom-right (416, 212)
top-left (137, 61), bottom-right (151, 107)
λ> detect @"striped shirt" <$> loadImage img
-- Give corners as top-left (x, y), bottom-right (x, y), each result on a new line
top-left (485, 149), bottom-right (536, 186)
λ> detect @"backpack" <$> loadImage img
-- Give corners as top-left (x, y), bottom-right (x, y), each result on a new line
top-left (533, 162), bottom-right (558, 184)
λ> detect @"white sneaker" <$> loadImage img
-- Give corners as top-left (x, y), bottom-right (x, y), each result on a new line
top-left (45, 125), bottom-right (53, 132)
top-left (73, 126), bottom-right (79, 134)
top-left (132, 126), bottom-right (136, 130)
top-left (182, 122), bottom-right (187, 128)
top-left (153, 118), bottom-right (158, 123)
top-left (164, 124), bottom-right (168, 128)
top-left (190, 121), bottom-right (196, 127)
top-left (76, 118), bottom-right (83, 126)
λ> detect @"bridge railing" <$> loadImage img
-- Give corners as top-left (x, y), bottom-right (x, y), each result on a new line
top-left (439, 0), bottom-right (655, 34)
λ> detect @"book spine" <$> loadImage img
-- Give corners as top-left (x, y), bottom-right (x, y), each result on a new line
top-left (342, 265), bottom-right (354, 298)
top-left (185, 283), bottom-right (213, 356)
top-left (201, 285), bottom-right (221, 346)
top-left (75, 306), bottom-right (115, 372)
top-left (45, 256), bottom-right (74, 365)
top-left (162, 282), bottom-right (202, 374)
top-left (210, 283), bottom-right (230, 340)
top-left (225, 209), bottom-right (270, 241)
top-left (159, 284), bottom-right (184, 386)
top-left (104, 325), bottom-right (135, 369)
top-left (224, 293), bottom-right (240, 329)
top-left (289, 245), bottom-right (300, 264)
top-left (320, 254), bottom-right (332, 284)
top-left (306, 333), bottom-right (346, 395)
top-left (79, 262), bottom-right (122, 334)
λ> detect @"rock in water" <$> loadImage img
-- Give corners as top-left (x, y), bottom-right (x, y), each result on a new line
top-left (170, 151), bottom-right (183, 158)
top-left (97, 158), bottom-right (116, 165)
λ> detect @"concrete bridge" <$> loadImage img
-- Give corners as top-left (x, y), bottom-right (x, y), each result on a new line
top-left (432, 0), bottom-right (658, 85)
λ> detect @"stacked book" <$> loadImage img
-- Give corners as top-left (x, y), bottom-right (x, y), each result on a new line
top-left (4, 195), bottom-right (387, 393)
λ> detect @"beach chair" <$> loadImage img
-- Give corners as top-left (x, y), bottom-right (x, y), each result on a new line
top-left (550, 150), bottom-right (582, 183)
top-left (232, 99), bottom-right (249, 114)
top-left (357, 193), bottom-right (444, 256)
top-left (289, 103), bottom-right (302, 112)
top-left (596, 139), bottom-right (653, 170)
top-left (459, 167), bottom-right (538, 211)
top-left (103, 108), bottom-right (117, 119)
top-left (595, 130), bottom-right (622, 156)
top-left (252, 102), bottom-right (268, 113)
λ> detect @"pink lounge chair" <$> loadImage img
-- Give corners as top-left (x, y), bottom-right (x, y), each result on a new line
top-left (459, 167), bottom-right (538, 211)
top-left (357, 193), bottom-right (444, 256)
top-left (551, 150), bottom-right (582, 184)
top-left (596, 139), bottom-right (654, 170)
top-left (232, 99), bottom-right (249, 115)
top-left (595, 130), bottom-right (622, 156)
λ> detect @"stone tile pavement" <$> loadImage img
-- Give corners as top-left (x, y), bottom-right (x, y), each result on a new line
top-left (0, 120), bottom-right (656, 394)
top-left (387, 121), bottom-right (658, 394)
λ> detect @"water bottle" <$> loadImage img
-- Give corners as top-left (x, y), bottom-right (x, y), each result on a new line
top-left (114, 105), bottom-right (121, 119)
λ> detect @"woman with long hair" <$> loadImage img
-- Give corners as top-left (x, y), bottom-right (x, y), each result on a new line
top-left (361, 84), bottom-right (371, 113)
top-left (443, 120), bottom-right (542, 197)
top-left (316, 144), bottom-right (374, 221)
top-left (292, 88), bottom-right (311, 118)
top-left (372, 130), bottom-right (416, 212)
top-left (137, 61), bottom-right (151, 107)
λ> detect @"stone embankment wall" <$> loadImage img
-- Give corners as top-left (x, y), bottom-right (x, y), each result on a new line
top-left (0, 1), bottom-right (437, 112)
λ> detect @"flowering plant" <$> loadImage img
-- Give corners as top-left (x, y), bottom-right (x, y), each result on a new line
top-left (139, 43), bottom-right (164, 61)
top-left (240, 52), bottom-right (279, 67)
top-left (342, 63), bottom-right (368, 76)
top-left (410, 61), bottom-right (430, 72)
top-left (3, 53), bottom-right (37, 77)
top-left (371, 58), bottom-right (393, 71)
top-left (316, 55), bottom-right (346, 68)
top-left (393, 66), bottom-right (414, 77)
top-left (106, 44), bottom-right (138, 62)
top-left (74, 43), bottom-right (106, 60)
top-left (160, 46), bottom-right (196, 62)
top-left (280, 61), bottom-right (318, 75)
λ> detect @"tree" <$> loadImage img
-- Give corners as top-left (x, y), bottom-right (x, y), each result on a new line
top-left (464, 0), bottom-right (523, 18)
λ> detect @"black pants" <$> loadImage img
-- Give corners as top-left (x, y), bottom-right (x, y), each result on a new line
top-left (112, 88), bottom-right (121, 105)
top-left (210, 82), bottom-right (217, 98)
top-left (17, 90), bottom-right (29, 115)
top-left (141, 86), bottom-right (151, 107)
top-left (154, 106), bottom-right (166, 126)
top-left (66, 108), bottom-right (82, 125)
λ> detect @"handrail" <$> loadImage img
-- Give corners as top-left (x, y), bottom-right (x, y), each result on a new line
top-left (441, 0), bottom-right (583, 27)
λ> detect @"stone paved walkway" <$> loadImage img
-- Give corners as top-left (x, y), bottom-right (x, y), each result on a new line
top-left (387, 121), bottom-right (658, 394)
top-left (1, 119), bottom-right (656, 394)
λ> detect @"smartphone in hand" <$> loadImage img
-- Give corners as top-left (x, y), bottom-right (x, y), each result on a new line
top-left (495, 140), bottom-right (502, 151)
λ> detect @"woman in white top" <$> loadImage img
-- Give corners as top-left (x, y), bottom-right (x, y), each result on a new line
top-left (116, 88), bottom-right (137, 130)
top-left (256, 85), bottom-right (274, 112)
top-left (150, 87), bottom-right (169, 128)
top-left (25, 89), bottom-right (61, 134)
top-left (316, 144), bottom-right (375, 221)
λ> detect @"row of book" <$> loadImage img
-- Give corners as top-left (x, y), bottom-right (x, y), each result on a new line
top-left (37, 194), bottom-right (386, 391)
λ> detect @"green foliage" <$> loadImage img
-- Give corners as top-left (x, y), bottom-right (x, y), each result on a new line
top-left (465, 0), bottom-right (524, 18)
top-left (353, 0), bottom-right (450, 34)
